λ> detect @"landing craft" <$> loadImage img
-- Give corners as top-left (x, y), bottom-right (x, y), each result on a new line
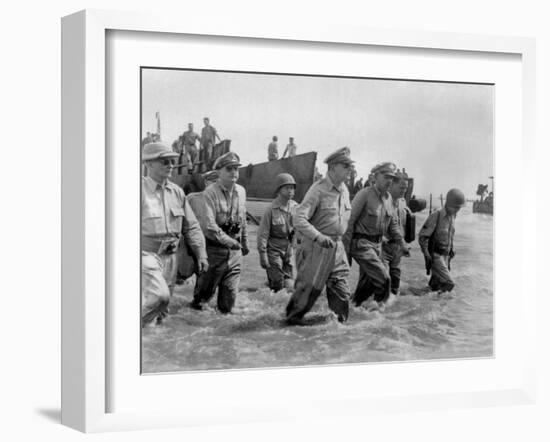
top-left (166, 138), bottom-right (427, 216)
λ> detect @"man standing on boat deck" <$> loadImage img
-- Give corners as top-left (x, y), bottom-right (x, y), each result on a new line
top-left (191, 152), bottom-right (249, 313)
top-left (182, 122), bottom-right (201, 169)
top-left (268, 136), bottom-right (279, 161)
top-left (282, 137), bottom-right (297, 158)
top-left (141, 141), bottom-right (208, 327)
top-left (200, 117), bottom-right (221, 169)
top-left (343, 162), bottom-right (408, 310)
top-left (381, 170), bottom-right (412, 296)
top-left (285, 147), bottom-right (354, 324)
top-left (257, 173), bottom-right (299, 292)
top-left (418, 188), bottom-right (464, 293)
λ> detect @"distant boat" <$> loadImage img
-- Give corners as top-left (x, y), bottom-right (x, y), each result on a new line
top-left (472, 181), bottom-right (493, 215)
top-left (473, 198), bottom-right (493, 215)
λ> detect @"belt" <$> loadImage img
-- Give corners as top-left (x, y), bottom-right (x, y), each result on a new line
top-left (206, 236), bottom-right (240, 248)
top-left (315, 234), bottom-right (342, 242)
top-left (433, 245), bottom-right (450, 256)
top-left (142, 235), bottom-right (179, 255)
top-left (353, 233), bottom-right (382, 243)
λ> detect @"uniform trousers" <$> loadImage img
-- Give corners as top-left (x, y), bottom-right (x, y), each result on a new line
top-left (193, 245), bottom-right (242, 313)
top-left (266, 238), bottom-right (294, 291)
top-left (351, 238), bottom-right (391, 305)
top-left (429, 252), bottom-right (455, 292)
top-left (141, 251), bottom-right (177, 326)
top-left (286, 238), bottom-right (350, 322)
top-left (381, 241), bottom-right (404, 295)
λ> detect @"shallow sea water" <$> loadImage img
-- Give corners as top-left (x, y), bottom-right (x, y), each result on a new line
top-left (142, 205), bottom-right (493, 373)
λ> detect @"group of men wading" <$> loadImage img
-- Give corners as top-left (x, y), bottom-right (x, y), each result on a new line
top-left (141, 142), bottom-right (465, 327)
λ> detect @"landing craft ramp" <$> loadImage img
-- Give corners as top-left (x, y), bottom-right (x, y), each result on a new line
top-left (237, 152), bottom-right (317, 203)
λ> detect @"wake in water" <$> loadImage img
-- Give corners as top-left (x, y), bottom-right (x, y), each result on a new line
top-left (142, 208), bottom-right (493, 373)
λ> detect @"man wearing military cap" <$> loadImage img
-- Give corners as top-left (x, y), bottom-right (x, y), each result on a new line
top-left (343, 161), bottom-right (409, 311)
top-left (380, 170), bottom-right (412, 296)
top-left (285, 147), bottom-right (353, 324)
top-left (257, 173), bottom-right (299, 292)
top-left (191, 151), bottom-right (249, 313)
top-left (141, 142), bottom-right (208, 327)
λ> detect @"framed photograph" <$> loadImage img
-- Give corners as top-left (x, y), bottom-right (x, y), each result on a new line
top-left (61, 9), bottom-right (536, 433)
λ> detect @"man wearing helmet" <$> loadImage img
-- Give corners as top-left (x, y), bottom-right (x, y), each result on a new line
top-left (257, 173), bottom-right (299, 292)
top-left (418, 188), bottom-right (465, 292)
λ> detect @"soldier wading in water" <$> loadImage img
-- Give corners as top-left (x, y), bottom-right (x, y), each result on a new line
top-left (190, 151), bottom-right (249, 313)
top-left (257, 173), bottom-right (299, 292)
top-left (418, 188), bottom-right (465, 293)
top-left (285, 147), bottom-right (354, 325)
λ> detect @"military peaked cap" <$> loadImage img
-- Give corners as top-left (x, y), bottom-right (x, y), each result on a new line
top-left (213, 151), bottom-right (242, 170)
top-left (324, 147), bottom-right (355, 165)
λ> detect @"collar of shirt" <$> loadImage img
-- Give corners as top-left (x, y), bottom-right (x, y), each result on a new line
top-left (216, 181), bottom-right (236, 196)
top-left (324, 174), bottom-right (345, 193)
top-left (143, 175), bottom-right (173, 193)
top-left (441, 206), bottom-right (456, 220)
top-left (392, 196), bottom-right (405, 208)
top-left (371, 184), bottom-right (390, 202)
top-left (272, 196), bottom-right (293, 211)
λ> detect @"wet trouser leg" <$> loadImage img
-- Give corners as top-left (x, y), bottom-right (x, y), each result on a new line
top-left (141, 252), bottom-right (171, 326)
top-left (193, 246), bottom-right (242, 313)
top-left (286, 239), bottom-right (350, 322)
top-left (428, 253), bottom-right (455, 292)
top-left (266, 243), bottom-right (293, 291)
top-left (381, 241), bottom-right (403, 295)
top-left (351, 239), bottom-right (391, 305)
top-left (217, 249), bottom-right (242, 313)
top-left (326, 243), bottom-right (351, 322)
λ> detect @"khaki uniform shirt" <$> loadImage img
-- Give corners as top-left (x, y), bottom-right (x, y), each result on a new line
top-left (257, 197), bottom-right (298, 260)
top-left (293, 175), bottom-right (351, 241)
top-left (283, 143), bottom-right (297, 157)
top-left (343, 186), bottom-right (403, 243)
top-left (182, 130), bottom-right (200, 147)
top-left (201, 181), bottom-right (249, 249)
top-left (418, 206), bottom-right (456, 254)
top-left (392, 197), bottom-right (410, 236)
top-left (201, 125), bottom-right (218, 145)
top-left (268, 142), bottom-right (279, 160)
top-left (141, 176), bottom-right (206, 259)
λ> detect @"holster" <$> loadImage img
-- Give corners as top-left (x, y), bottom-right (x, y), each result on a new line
top-left (142, 236), bottom-right (179, 255)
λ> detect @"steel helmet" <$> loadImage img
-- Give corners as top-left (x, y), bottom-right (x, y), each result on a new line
top-left (275, 173), bottom-right (296, 193)
top-left (446, 188), bottom-right (466, 207)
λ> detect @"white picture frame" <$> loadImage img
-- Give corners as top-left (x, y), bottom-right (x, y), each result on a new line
top-left (61, 9), bottom-right (537, 433)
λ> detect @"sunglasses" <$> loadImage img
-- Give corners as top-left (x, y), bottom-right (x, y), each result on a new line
top-left (157, 158), bottom-right (177, 166)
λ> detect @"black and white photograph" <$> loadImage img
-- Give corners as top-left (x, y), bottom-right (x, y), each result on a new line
top-left (140, 67), bottom-right (494, 373)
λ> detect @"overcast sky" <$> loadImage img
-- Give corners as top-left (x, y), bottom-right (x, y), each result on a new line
top-left (142, 68), bottom-right (494, 199)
